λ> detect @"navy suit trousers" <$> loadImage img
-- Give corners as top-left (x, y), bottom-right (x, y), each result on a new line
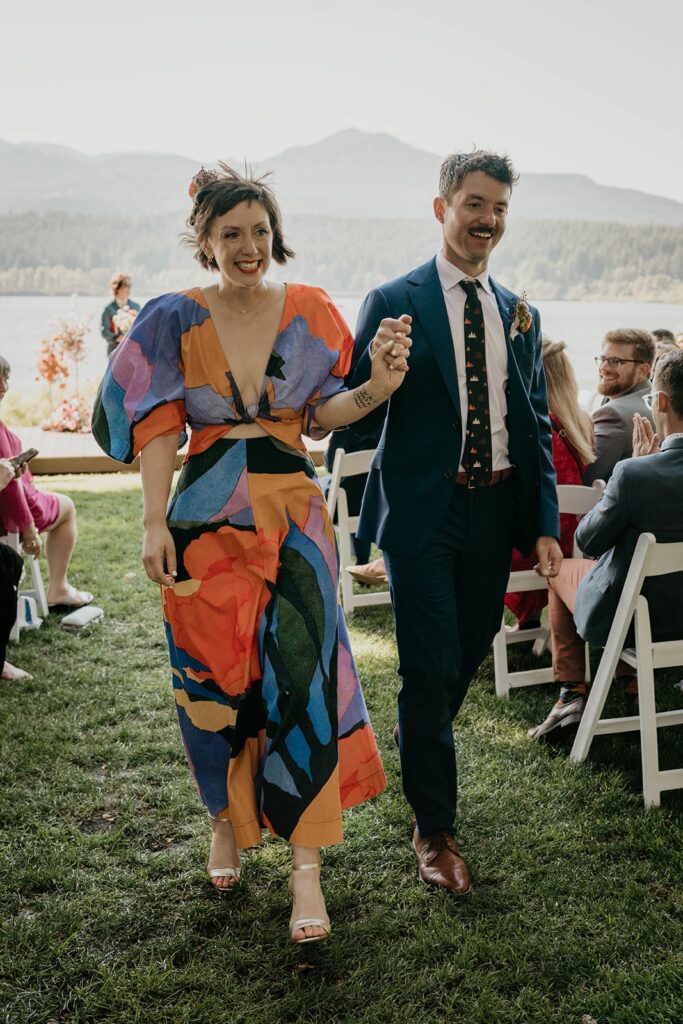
top-left (385, 476), bottom-right (516, 836)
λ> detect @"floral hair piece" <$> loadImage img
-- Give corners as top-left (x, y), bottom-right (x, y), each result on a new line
top-left (188, 167), bottom-right (219, 201)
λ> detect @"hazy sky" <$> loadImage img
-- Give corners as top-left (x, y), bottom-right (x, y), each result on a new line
top-left (3, 0), bottom-right (682, 201)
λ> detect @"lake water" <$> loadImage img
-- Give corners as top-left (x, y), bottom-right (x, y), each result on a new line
top-left (2, 292), bottom-right (682, 403)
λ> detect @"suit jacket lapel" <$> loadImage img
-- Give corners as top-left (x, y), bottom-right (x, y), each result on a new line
top-left (408, 259), bottom-right (460, 412)
top-left (491, 277), bottom-right (524, 397)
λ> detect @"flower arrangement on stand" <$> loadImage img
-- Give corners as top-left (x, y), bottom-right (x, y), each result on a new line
top-left (36, 307), bottom-right (93, 433)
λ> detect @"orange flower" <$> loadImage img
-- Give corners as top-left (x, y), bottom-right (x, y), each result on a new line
top-left (165, 525), bottom-right (280, 698)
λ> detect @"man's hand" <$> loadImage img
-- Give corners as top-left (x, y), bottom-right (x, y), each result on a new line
top-left (534, 536), bottom-right (563, 578)
top-left (369, 315), bottom-right (412, 372)
top-left (632, 413), bottom-right (661, 457)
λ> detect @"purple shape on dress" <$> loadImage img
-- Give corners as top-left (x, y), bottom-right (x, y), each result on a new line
top-left (186, 383), bottom-right (238, 425)
top-left (270, 317), bottom-right (341, 412)
top-left (209, 466), bottom-right (252, 524)
top-left (303, 493), bottom-right (336, 586)
top-left (337, 611), bottom-right (369, 734)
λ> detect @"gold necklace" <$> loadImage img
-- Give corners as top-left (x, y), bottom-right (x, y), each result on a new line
top-left (218, 280), bottom-right (269, 315)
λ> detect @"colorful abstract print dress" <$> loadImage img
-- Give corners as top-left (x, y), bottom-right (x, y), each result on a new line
top-left (93, 284), bottom-right (386, 848)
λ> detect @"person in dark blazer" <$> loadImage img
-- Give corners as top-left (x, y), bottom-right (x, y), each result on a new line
top-left (348, 150), bottom-right (561, 894)
top-left (530, 349), bottom-right (683, 743)
top-left (582, 329), bottom-right (655, 485)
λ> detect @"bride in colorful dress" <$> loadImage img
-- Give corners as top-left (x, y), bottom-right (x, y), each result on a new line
top-left (92, 164), bottom-right (411, 944)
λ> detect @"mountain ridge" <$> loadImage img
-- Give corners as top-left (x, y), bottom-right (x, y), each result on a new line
top-left (2, 130), bottom-right (682, 225)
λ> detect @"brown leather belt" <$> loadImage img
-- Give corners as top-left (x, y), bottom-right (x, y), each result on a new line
top-left (455, 467), bottom-right (514, 489)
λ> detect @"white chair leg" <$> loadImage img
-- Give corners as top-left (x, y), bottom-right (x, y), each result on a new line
top-left (493, 616), bottom-right (510, 698)
top-left (635, 601), bottom-right (661, 808)
top-left (570, 632), bottom-right (626, 762)
top-left (337, 512), bottom-right (354, 617)
top-left (29, 554), bottom-right (49, 617)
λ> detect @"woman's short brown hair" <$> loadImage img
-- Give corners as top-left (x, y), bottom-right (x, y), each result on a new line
top-left (183, 162), bottom-right (295, 271)
top-left (110, 273), bottom-right (132, 296)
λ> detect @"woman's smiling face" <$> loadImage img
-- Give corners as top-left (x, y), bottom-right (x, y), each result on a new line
top-left (205, 201), bottom-right (273, 288)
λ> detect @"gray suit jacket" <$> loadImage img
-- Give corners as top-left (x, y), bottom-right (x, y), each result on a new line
top-left (583, 381), bottom-right (653, 484)
top-left (574, 435), bottom-right (683, 646)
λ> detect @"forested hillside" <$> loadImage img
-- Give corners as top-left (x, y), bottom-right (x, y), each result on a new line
top-left (1, 210), bottom-right (681, 300)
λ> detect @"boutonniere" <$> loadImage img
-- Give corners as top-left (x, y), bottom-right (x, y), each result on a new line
top-left (510, 291), bottom-right (533, 341)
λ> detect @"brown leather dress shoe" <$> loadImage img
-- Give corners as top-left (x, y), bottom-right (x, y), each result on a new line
top-left (412, 829), bottom-right (472, 895)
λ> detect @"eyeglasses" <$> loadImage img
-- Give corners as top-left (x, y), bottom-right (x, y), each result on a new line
top-left (594, 356), bottom-right (646, 368)
top-left (643, 391), bottom-right (666, 409)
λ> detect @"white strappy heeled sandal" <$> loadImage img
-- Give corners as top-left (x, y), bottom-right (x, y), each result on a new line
top-left (288, 862), bottom-right (331, 944)
top-left (207, 814), bottom-right (241, 891)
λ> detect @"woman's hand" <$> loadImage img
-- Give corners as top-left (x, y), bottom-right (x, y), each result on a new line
top-left (369, 315), bottom-right (412, 396)
top-left (632, 413), bottom-right (660, 457)
top-left (0, 458), bottom-right (14, 489)
top-left (142, 521), bottom-right (177, 587)
top-left (21, 523), bottom-right (42, 557)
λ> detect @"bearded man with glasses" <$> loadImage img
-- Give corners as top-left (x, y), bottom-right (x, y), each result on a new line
top-left (583, 328), bottom-right (655, 484)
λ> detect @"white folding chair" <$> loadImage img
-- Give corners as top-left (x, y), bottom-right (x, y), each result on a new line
top-left (570, 533), bottom-right (683, 808)
top-left (3, 532), bottom-right (49, 642)
top-left (326, 448), bottom-right (391, 617)
top-left (493, 481), bottom-right (606, 698)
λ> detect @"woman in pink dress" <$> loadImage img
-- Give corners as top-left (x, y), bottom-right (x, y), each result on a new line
top-left (0, 356), bottom-right (93, 679)
top-left (505, 338), bottom-right (596, 630)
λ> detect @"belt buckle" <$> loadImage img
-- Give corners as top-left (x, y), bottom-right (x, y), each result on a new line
top-left (467, 475), bottom-right (477, 490)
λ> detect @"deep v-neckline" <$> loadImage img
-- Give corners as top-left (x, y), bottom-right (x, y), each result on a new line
top-left (197, 285), bottom-right (289, 407)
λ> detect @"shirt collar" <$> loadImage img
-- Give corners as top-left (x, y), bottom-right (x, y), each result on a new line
top-left (662, 432), bottom-right (683, 449)
top-left (435, 252), bottom-right (493, 296)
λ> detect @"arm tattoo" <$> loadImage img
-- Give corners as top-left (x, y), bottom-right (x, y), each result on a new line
top-left (353, 384), bottom-right (379, 410)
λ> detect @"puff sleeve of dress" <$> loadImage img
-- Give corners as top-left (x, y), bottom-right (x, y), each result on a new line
top-left (92, 294), bottom-right (188, 464)
top-left (301, 288), bottom-right (354, 439)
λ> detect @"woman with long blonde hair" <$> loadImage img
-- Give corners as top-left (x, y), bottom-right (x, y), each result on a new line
top-left (506, 337), bottom-right (595, 630)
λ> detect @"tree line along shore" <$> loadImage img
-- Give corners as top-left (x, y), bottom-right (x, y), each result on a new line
top-left (1, 211), bottom-right (682, 302)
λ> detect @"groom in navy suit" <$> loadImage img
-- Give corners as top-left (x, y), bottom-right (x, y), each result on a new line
top-left (349, 151), bottom-right (561, 894)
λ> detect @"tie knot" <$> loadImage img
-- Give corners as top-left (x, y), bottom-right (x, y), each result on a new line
top-left (459, 279), bottom-right (480, 300)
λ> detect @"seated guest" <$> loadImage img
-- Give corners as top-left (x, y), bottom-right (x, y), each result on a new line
top-left (0, 457), bottom-right (31, 681)
top-left (327, 425), bottom-right (388, 588)
top-left (100, 273), bottom-right (141, 356)
top-left (506, 337), bottom-right (596, 631)
top-left (324, 422), bottom-right (381, 569)
top-left (651, 328), bottom-right (677, 348)
top-left (583, 329), bottom-right (655, 485)
top-left (0, 357), bottom-right (93, 611)
top-left (529, 350), bottom-right (683, 742)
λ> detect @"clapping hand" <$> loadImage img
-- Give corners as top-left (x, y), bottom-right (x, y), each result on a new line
top-left (370, 315), bottom-right (412, 395)
top-left (632, 413), bottom-right (660, 457)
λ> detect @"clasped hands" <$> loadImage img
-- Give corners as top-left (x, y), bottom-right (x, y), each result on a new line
top-left (369, 315), bottom-right (412, 393)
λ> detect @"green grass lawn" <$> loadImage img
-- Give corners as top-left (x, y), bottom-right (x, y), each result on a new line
top-left (2, 476), bottom-right (683, 1024)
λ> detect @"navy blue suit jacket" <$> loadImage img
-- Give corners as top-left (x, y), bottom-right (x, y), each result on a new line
top-left (574, 436), bottom-right (683, 647)
top-left (348, 257), bottom-right (559, 557)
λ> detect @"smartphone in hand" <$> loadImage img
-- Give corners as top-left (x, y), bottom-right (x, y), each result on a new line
top-left (10, 448), bottom-right (39, 469)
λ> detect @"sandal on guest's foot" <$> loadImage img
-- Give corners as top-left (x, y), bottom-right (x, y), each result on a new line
top-left (48, 584), bottom-right (94, 613)
top-left (1, 660), bottom-right (32, 681)
top-left (288, 862), bottom-right (331, 944)
top-left (207, 814), bottom-right (241, 892)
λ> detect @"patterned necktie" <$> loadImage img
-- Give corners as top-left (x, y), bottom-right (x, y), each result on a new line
top-left (459, 279), bottom-right (492, 487)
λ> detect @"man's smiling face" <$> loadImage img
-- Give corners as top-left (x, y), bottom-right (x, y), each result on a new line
top-left (434, 170), bottom-right (510, 277)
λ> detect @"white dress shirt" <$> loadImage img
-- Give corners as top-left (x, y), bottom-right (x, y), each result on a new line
top-left (435, 252), bottom-right (511, 472)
